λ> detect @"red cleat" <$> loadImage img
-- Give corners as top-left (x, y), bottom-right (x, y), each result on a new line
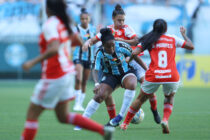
top-left (120, 123), bottom-right (128, 130)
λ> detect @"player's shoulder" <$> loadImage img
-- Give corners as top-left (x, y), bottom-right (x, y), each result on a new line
top-left (116, 41), bottom-right (132, 51)
top-left (43, 16), bottom-right (60, 31)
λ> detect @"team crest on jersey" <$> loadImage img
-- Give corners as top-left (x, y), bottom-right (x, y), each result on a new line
top-left (85, 33), bottom-right (90, 38)
top-left (117, 31), bottom-right (122, 36)
top-left (112, 58), bottom-right (117, 62)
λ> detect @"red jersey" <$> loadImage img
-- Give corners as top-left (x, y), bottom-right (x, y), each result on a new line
top-left (39, 16), bottom-right (75, 79)
top-left (137, 34), bottom-right (186, 83)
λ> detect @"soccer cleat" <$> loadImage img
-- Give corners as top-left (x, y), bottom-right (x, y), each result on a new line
top-left (74, 126), bottom-right (82, 131)
top-left (151, 108), bottom-right (161, 124)
top-left (161, 121), bottom-right (170, 134)
top-left (73, 105), bottom-right (85, 111)
top-left (120, 123), bottom-right (128, 130)
top-left (103, 126), bottom-right (115, 140)
top-left (107, 114), bottom-right (123, 127)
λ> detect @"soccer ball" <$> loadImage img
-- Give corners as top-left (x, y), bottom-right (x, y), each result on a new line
top-left (131, 108), bottom-right (145, 124)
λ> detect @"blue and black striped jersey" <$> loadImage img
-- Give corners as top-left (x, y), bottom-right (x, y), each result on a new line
top-left (94, 41), bottom-right (132, 75)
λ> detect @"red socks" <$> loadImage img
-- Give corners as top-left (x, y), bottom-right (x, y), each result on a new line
top-left (123, 107), bottom-right (138, 125)
top-left (21, 120), bottom-right (38, 140)
top-left (67, 113), bottom-right (104, 135)
top-left (107, 104), bottom-right (116, 119)
top-left (163, 103), bottom-right (173, 122)
top-left (149, 95), bottom-right (157, 111)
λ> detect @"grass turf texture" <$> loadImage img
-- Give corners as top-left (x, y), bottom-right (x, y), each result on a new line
top-left (0, 81), bottom-right (210, 140)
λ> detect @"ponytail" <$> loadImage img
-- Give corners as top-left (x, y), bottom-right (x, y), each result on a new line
top-left (112, 4), bottom-right (125, 18)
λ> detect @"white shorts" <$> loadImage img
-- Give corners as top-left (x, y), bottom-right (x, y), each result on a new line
top-left (129, 60), bottom-right (145, 81)
top-left (31, 73), bottom-right (75, 109)
top-left (141, 80), bottom-right (180, 95)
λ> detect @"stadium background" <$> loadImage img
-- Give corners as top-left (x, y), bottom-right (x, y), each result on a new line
top-left (0, 0), bottom-right (210, 140)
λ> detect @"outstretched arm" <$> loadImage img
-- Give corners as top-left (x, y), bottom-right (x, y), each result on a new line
top-left (180, 26), bottom-right (194, 50)
top-left (133, 55), bottom-right (148, 71)
top-left (82, 36), bottom-right (99, 51)
top-left (115, 36), bottom-right (139, 46)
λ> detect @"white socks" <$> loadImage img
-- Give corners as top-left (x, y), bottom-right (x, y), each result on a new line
top-left (80, 93), bottom-right (86, 107)
top-left (74, 90), bottom-right (86, 107)
top-left (83, 99), bottom-right (100, 118)
top-left (119, 89), bottom-right (136, 117)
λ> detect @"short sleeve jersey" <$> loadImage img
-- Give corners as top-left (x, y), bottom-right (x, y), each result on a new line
top-left (137, 34), bottom-right (186, 83)
top-left (39, 16), bottom-right (75, 79)
top-left (73, 24), bottom-right (96, 62)
top-left (94, 41), bottom-right (132, 75)
top-left (96, 24), bottom-right (136, 40)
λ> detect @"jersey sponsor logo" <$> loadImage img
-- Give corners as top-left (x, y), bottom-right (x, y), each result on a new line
top-left (155, 75), bottom-right (172, 79)
top-left (117, 31), bottom-right (122, 36)
top-left (154, 69), bottom-right (171, 73)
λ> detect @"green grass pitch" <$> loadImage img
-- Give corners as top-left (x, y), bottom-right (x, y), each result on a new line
top-left (0, 81), bottom-right (210, 140)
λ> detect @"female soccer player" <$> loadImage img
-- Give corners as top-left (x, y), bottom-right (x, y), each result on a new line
top-left (73, 8), bottom-right (97, 111)
top-left (120, 19), bottom-right (194, 133)
top-left (20, 0), bottom-right (114, 140)
top-left (77, 28), bottom-right (148, 129)
top-left (82, 4), bottom-right (160, 124)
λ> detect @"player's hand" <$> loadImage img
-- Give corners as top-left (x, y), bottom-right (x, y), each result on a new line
top-left (93, 84), bottom-right (100, 94)
top-left (22, 60), bottom-right (34, 71)
top-left (125, 57), bottom-right (131, 63)
top-left (180, 26), bottom-right (186, 36)
top-left (82, 40), bottom-right (90, 52)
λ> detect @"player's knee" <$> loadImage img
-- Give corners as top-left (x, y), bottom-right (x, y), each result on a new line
top-left (125, 82), bottom-right (137, 90)
top-left (94, 93), bottom-right (106, 103)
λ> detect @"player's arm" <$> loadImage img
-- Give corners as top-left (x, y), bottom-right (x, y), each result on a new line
top-left (133, 55), bottom-right (148, 71)
top-left (82, 36), bottom-right (99, 51)
top-left (180, 26), bottom-right (194, 50)
top-left (70, 33), bottom-right (83, 47)
top-left (115, 36), bottom-right (139, 46)
top-left (126, 47), bottom-right (142, 63)
top-left (22, 40), bottom-right (60, 71)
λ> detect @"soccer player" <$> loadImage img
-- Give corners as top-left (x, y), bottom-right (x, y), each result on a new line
top-left (120, 19), bottom-right (194, 134)
top-left (73, 8), bottom-right (97, 111)
top-left (75, 28), bottom-right (148, 130)
top-left (82, 4), bottom-right (160, 124)
top-left (20, 0), bottom-right (114, 140)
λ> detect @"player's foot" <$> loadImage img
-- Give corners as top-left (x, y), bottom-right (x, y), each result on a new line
top-left (151, 108), bottom-right (161, 124)
top-left (120, 123), bottom-right (128, 130)
top-left (107, 114), bottom-right (123, 127)
top-left (161, 120), bottom-right (170, 134)
top-left (73, 105), bottom-right (85, 111)
top-left (74, 126), bottom-right (82, 131)
top-left (103, 126), bottom-right (115, 140)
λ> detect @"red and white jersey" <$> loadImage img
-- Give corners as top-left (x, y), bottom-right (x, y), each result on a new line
top-left (95, 24), bottom-right (144, 56)
top-left (39, 16), bottom-right (75, 79)
top-left (137, 34), bottom-right (186, 83)
top-left (95, 24), bottom-right (136, 40)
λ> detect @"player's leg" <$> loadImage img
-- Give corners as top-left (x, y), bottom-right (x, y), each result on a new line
top-left (79, 65), bottom-right (91, 110)
top-left (55, 102), bottom-right (115, 138)
top-left (139, 69), bottom-right (160, 124)
top-left (105, 95), bottom-right (116, 120)
top-left (73, 63), bottom-right (84, 111)
top-left (21, 103), bottom-right (44, 140)
top-left (121, 80), bottom-right (160, 130)
top-left (108, 73), bottom-right (137, 127)
top-left (83, 83), bottom-right (114, 118)
top-left (161, 82), bottom-right (179, 134)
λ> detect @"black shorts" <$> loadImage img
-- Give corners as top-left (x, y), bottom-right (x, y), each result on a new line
top-left (100, 69), bottom-right (136, 90)
top-left (73, 59), bottom-right (92, 69)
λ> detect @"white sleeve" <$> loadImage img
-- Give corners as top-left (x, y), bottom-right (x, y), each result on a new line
top-left (125, 26), bottom-right (136, 39)
top-left (95, 32), bottom-right (101, 40)
top-left (172, 35), bottom-right (186, 48)
top-left (43, 18), bottom-right (59, 42)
